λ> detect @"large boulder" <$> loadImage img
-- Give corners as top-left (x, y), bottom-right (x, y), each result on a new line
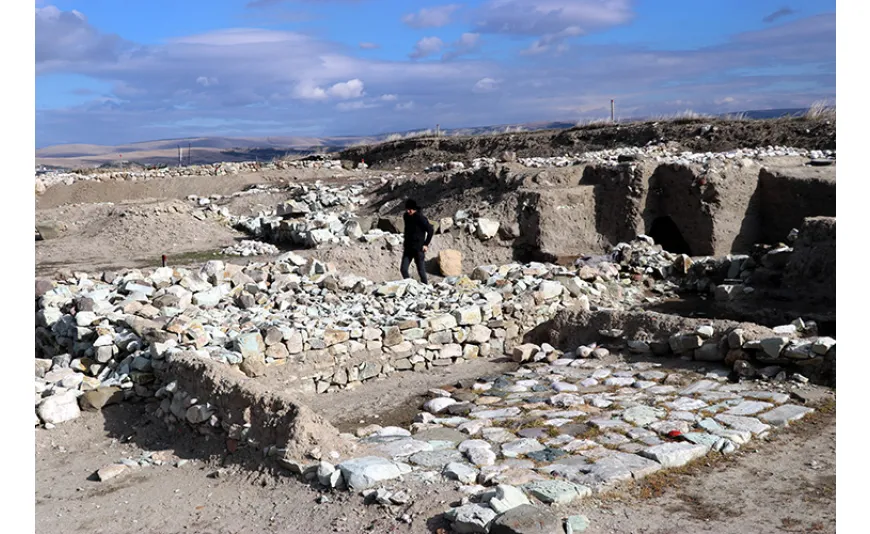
top-left (439, 249), bottom-right (463, 276)
top-left (37, 392), bottom-right (81, 424)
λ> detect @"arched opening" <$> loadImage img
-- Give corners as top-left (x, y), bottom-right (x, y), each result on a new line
top-left (648, 216), bottom-right (692, 255)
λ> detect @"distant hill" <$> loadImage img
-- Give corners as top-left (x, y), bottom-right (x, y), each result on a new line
top-left (36, 108), bottom-right (822, 170)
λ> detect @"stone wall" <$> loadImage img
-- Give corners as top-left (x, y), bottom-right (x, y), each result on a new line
top-left (154, 351), bottom-right (356, 457)
top-left (525, 308), bottom-right (836, 386)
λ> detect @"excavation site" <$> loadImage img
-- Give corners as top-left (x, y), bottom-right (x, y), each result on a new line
top-left (35, 118), bottom-right (836, 534)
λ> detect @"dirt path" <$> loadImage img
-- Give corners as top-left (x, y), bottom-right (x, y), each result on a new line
top-left (569, 401), bottom-right (836, 533)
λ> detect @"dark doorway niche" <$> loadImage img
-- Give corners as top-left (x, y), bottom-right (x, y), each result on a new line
top-left (648, 216), bottom-right (692, 255)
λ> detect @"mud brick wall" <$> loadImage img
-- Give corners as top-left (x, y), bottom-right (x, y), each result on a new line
top-left (758, 165), bottom-right (836, 244)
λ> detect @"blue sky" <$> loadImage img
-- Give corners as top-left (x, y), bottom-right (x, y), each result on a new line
top-left (35, 0), bottom-right (836, 147)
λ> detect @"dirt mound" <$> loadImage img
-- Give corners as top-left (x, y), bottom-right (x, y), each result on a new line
top-left (295, 231), bottom-right (518, 283)
top-left (35, 199), bottom-right (245, 274)
top-left (340, 117), bottom-right (836, 169)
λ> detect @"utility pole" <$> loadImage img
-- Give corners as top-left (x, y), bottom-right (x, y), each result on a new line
top-left (611, 100), bottom-right (615, 122)
top-left (177, 145), bottom-right (182, 167)
top-left (188, 142), bottom-right (191, 165)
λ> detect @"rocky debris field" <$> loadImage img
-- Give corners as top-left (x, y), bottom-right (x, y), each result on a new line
top-left (35, 156), bottom-right (345, 192)
top-left (34, 120), bottom-right (836, 533)
top-left (34, 230), bottom-right (836, 533)
top-left (430, 145), bottom-right (835, 173)
top-left (339, 116), bottom-right (836, 169)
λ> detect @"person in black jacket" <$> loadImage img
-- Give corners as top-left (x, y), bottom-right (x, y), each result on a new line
top-left (401, 199), bottom-right (433, 283)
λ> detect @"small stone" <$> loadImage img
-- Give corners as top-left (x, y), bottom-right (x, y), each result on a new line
top-left (727, 329), bottom-right (745, 349)
top-left (812, 337), bottom-right (836, 354)
top-left (622, 405), bottom-right (665, 426)
top-left (37, 392), bottom-right (81, 425)
top-left (714, 414), bottom-right (771, 436)
top-left (337, 456), bottom-right (411, 491)
top-left (476, 219), bottom-right (500, 240)
top-left (444, 462), bottom-right (479, 484)
top-left (759, 337), bottom-right (789, 359)
top-left (425, 397), bottom-right (458, 414)
top-left (758, 404), bottom-right (815, 427)
top-left (512, 344), bottom-right (539, 363)
top-left (501, 438), bottom-right (545, 458)
top-left (723, 401), bottom-right (774, 416)
top-left (522, 480), bottom-right (591, 504)
top-left (565, 515), bottom-right (591, 534)
top-left (639, 442), bottom-right (709, 468)
top-left (490, 504), bottom-right (562, 534)
top-left (95, 464), bottom-right (128, 482)
top-left (439, 250), bottom-right (463, 276)
top-left (79, 387), bottom-right (123, 411)
top-left (451, 503), bottom-right (497, 534)
top-left (696, 325), bottom-right (715, 339)
top-left (409, 449), bottom-right (465, 468)
top-left (486, 484), bottom-right (531, 514)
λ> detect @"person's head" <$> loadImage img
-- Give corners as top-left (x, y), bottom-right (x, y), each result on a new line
top-left (405, 199), bottom-right (419, 214)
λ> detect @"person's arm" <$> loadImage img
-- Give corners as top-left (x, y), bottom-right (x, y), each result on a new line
top-left (422, 214), bottom-right (434, 247)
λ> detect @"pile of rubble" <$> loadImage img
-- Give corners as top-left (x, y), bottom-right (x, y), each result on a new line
top-left (34, 239), bottom-right (677, 427)
top-left (34, 157), bottom-right (346, 193)
top-left (222, 183), bottom-right (370, 248)
top-left (34, 233), bottom-right (835, 533)
top-left (214, 182), bottom-right (512, 250)
top-left (221, 240), bottom-right (280, 257)
top-left (440, 145), bottom-right (836, 173)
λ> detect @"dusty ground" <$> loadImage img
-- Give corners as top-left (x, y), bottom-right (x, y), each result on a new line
top-left (35, 199), bottom-right (246, 276)
top-left (34, 169), bottom-right (384, 276)
top-left (35, 362), bottom-right (836, 534)
top-left (35, 168), bottom-right (370, 210)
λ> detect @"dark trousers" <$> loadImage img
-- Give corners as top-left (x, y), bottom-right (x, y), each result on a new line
top-left (400, 248), bottom-right (428, 284)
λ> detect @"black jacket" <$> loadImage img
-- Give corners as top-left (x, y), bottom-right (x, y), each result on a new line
top-left (403, 211), bottom-right (434, 252)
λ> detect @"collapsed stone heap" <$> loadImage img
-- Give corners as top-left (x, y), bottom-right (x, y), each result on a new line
top-left (202, 181), bottom-right (511, 251)
top-left (462, 145), bottom-right (836, 171)
top-left (34, 238), bottom-right (677, 427)
top-left (35, 157), bottom-right (345, 192)
top-left (221, 240), bottom-right (280, 257)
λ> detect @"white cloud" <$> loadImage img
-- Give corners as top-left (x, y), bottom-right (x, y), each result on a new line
top-left (402, 4), bottom-right (461, 28)
top-left (196, 76), bottom-right (219, 87)
top-left (473, 77), bottom-right (499, 93)
top-left (36, 4), bottom-right (132, 70)
top-left (410, 37), bottom-right (444, 59)
top-left (35, 5), bottom-right (835, 148)
top-left (359, 42), bottom-right (380, 49)
top-left (327, 78), bottom-right (365, 99)
top-left (293, 81), bottom-right (329, 101)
